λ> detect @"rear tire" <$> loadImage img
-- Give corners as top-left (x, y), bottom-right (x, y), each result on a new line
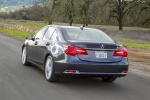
top-left (102, 76), bottom-right (117, 82)
top-left (22, 47), bottom-right (31, 66)
top-left (45, 56), bottom-right (59, 82)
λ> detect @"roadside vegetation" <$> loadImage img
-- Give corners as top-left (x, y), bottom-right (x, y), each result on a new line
top-left (0, 20), bottom-right (150, 49)
top-left (115, 38), bottom-right (150, 49)
top-left (1, 19), bottom-right (150, 31)
top-left (0, 26), bottom-right (31, 38)
top-left (0, 19), bottom-right (46, 29)
top-left (0, 0), bottom-right (149, 30)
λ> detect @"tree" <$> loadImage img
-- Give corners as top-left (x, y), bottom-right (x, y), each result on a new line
top-left (77, 0), bottom-right (94, 26)
top-left (28, 4), bottom-right (45, 21)
top-left (89, 0), bottom-right (109, 25)
top-left (39, 0), bottom-right (59, 24)
top-left (105, 0), bottom-right (139, 30)
top-left (138, 0), bottom-right (150, 27)
top-left (60, 0), bottom-right (76, 26)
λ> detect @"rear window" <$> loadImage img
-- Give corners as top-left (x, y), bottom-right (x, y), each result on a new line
top-left (61, 28), bottom-right (114, 42)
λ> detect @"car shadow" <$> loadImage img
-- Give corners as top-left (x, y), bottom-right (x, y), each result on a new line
top-left (27, 64), bottom-right (126, 92)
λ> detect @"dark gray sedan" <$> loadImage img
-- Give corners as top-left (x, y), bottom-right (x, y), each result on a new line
top-left (21, 25), bottom-right (129, 82)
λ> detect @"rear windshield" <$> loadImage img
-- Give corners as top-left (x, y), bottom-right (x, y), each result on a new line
top-left (61, 28), bottom-right (114, 42)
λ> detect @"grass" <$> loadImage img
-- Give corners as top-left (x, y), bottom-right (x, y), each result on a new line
top-left (0, 19), bottom-right (46, 29)
top-left (0, 26), bottom-right (32, 39)
top-left (114, 38), bottom-right (150, 49)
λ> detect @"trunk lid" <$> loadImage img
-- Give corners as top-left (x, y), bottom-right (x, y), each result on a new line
top-left (70, 41), bottom-right (122, 63)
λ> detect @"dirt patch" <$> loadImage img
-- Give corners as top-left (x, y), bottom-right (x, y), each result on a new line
top-left (127, 47), bottom-right (150, 75)
top-left (128, 47), bottom-right (150, 65)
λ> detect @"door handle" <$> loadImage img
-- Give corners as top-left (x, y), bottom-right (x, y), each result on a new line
top-left (35, 41), bottom-right (38, 45)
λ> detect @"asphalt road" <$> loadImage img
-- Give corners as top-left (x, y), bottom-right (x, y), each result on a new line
top-left (0, 34), bottom-right (150, 100)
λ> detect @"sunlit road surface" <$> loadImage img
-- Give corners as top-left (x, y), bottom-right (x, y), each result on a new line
top-left (0, 34), bottom-right (150, 100)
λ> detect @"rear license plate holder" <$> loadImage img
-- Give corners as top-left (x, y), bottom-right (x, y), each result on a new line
top-left (95, 51), bottom-right (107, 58)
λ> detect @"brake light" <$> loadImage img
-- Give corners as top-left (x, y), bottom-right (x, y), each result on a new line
top-left (113, 48), bottom-right (128, 57)
top-left (63, 45), bottom-right (88, 56)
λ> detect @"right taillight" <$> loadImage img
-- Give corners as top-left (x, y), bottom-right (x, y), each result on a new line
top-left (113, 48), bottom-right (128, 57)
top-left (63, 45), bottom-right (88, 56)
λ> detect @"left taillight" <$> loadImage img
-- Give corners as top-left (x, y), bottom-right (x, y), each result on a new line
top-left (63, 45), bottom-right (88, 56)
top-left (113, 48), bottom-right (128, 57)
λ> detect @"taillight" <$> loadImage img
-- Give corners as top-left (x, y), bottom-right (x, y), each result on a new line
top-left (113, 48), bottom-right (128, 57)
top-left (63, 45), bottom-right (88, 56)
top-left (75, 46), bottom-right (88, 55)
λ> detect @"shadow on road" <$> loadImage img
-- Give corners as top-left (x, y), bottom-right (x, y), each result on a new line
top-left (27, 64), bottom-right (124, 91)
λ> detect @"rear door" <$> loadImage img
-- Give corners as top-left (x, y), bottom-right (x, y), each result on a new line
top-left (35, 27), bottom-right (56, 66)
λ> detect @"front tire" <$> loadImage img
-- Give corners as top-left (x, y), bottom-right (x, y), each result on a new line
top-left (45, 56), bottom-right (59, 82)
top-left (102, 76), bottom-right (117, 82)
top-left (22, 47), bottom-right (30, 66)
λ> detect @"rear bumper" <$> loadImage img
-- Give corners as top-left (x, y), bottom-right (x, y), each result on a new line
top-left (54, 61), bottom-right (129, 77)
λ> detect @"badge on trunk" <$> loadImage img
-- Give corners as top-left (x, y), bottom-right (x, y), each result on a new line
top-left (100, 44), bottom-right (104, 49)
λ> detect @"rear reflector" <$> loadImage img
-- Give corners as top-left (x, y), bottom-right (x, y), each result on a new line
top-left (64, 70), bottom-right (79, 74)
top-left (122, 71), bottom-right (128, 74)
top-left (113, 48), bottom-right (128, 57)
top-left (63, 45), bottom-right (88, 56)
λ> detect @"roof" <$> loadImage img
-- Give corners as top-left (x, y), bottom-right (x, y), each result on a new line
top-left (46, 25), bottom-right (98, 30)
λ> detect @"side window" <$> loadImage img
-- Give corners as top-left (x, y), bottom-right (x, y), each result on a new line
top-left (43, 27), bottom-right (55, 40)
top-left (35, 26), bottom-right (48, 40)
top-left (51, 30), bottom-right (59, 41)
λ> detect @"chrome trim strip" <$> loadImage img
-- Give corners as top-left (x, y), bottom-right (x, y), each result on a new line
top-left (85, 48), bottom-right (118, 51)
top-left (63, 72), bottom-right (127, 75)
top-left (79, 72), bottom-right (127, 75)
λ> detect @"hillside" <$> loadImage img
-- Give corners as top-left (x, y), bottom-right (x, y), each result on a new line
top-left (0, 0), bottom-right (36, 6)
top-left (0, 0), bottom-right (38, 12)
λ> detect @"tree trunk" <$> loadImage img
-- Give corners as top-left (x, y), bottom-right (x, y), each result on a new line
top-left (86, 23), bottom-right (88, 26)
top-left (118, 0), bottom-right (123, 30)
top-left (69, 19), bottom-right (73, 26)
top-left (83, 23), bottom-right (86, 27)
top-left (48, 19), bottom-right (52, 24)
top-left (119, 19), bottom-right (123, 30)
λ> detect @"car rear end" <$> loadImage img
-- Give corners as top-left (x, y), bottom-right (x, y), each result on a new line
top-left (54, 27), bottom-right (129, 77)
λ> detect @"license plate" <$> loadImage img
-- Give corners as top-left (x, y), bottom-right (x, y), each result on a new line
top-left (95, 51), bottom-right (107, 58)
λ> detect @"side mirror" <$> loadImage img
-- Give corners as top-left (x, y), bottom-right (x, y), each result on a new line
top-left (26, 35), bottom-right (34, 41)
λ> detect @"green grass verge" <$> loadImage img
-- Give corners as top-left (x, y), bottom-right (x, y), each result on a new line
top-left (0, 26), bottom-right (32, 39)
top-left (1, 19), bottom-right (46, 29)
top-left (114, 38), bottom-right (150, 49)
